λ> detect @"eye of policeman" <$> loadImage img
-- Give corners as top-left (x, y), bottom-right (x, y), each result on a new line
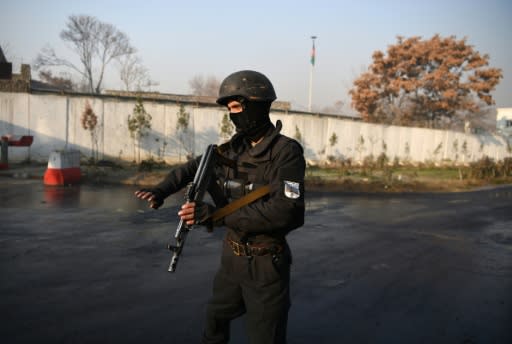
top-left (227, 101), bottom-right (243, 114)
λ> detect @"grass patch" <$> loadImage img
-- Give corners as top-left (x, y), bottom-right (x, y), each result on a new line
top-left (305, 158), bottom-right (512, 192)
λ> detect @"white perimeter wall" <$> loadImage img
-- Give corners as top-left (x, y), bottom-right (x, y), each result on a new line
top-left (1, 92), bottom-right (511, 165)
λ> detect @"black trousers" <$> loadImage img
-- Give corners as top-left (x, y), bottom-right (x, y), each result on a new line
top-left (202, 242), bottom-right (291, 344)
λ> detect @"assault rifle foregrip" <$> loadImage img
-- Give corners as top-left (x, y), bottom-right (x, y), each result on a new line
top-left (167, 144), bottom-right (217, 272)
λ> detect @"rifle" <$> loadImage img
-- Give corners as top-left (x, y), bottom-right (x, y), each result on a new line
top-left (167, 144), bottom-right (219, 272)
top-left (166, 144), bottom-right (272, 273)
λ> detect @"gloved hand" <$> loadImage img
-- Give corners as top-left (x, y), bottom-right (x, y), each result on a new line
top-left (134, 188), bottom-right (165, 209)
top-left (194, 201), bottom-right (217, 231)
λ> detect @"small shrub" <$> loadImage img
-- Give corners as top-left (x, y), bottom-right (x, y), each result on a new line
top-left (376, 152), bottom-right (389, 169)
top-left (362, 155), bottom-right (376, 169)
top-left (138, 157), bottom-right (165, 172)
top-left (469, 156), bottom-right (498, 179)
top-left (499, 157), bottom-right (512, 176)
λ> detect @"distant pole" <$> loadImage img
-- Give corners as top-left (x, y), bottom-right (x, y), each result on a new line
top-left (308, 36), bottom-right (317, 112)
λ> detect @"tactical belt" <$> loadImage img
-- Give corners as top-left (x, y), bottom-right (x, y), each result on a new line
top-left (226, 239), bottom-right (283, 257)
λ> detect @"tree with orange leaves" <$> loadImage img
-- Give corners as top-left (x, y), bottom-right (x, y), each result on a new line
top-left (349, 35), bottom-right (502, 130)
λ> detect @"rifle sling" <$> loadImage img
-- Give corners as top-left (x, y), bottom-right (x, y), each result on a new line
top-left (211, 185), bottom-right (271, 222)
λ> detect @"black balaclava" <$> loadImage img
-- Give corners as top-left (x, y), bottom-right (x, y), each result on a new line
top-left (229, 98), bottom-right (272, 142)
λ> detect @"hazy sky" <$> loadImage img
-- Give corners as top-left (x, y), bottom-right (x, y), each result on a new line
top-left (2, 0), bottom-right (511, 113)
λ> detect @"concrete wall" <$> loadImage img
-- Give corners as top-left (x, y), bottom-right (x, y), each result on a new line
top-left (1, 91), bottom-right (511, 165)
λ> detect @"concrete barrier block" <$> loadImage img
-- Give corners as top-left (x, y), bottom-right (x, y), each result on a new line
top-left (44, 150), bottom-right (81, 185)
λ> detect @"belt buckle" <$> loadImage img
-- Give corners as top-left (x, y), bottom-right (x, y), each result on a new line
top-left (230, 241), bottom-right (238, 256)
top-left (231, 240), bottom-right (245, 256)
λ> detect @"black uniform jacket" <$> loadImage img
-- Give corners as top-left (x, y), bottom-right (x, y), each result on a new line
top-left (152, 120), bottom-right (305, 243)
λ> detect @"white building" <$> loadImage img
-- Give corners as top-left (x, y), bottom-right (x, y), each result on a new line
top-left (497, 108), bottom-right (512, 140)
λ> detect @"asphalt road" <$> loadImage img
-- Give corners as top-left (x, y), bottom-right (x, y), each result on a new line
top-left (1, 179), bottom-right (511, 343)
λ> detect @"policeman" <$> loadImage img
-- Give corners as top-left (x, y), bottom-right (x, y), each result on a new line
top-left (135, 70), bottom-right (305, 344)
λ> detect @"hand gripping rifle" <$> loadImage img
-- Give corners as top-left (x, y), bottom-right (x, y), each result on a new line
top-left (166, 144), bottom-right (272, 273)
top-left (167, 144), bottom-right (219, 272)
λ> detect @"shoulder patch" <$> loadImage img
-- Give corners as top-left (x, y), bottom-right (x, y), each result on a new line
top-left (284, 180), bottom-right (300, 199)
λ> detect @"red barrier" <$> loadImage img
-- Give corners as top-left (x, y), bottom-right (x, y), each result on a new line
top-left (0, 135), bottom-right (33, 169)
top-left (44, 168), bottom-right (82, 185)
top-left (1, 135), bottom-right (34, 147)
top-left (43, 150), bottom-right (81, 186)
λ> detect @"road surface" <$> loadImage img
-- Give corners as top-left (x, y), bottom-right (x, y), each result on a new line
top-left (1, 179), bottom-right (511, 343)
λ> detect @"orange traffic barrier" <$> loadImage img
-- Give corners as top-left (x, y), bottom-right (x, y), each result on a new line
top-left (44, 150), bottom-right (81, 185)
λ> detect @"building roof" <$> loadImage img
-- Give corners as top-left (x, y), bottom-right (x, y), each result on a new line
top-left (0, 45), bottom-right (7, 63)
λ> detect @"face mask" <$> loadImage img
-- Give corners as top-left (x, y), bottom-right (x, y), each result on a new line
top-left (229, 101), bottom-right (272, 141)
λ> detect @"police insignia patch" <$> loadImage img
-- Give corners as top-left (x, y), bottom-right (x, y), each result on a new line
top-left (284, 180), bottom-right (300, 199)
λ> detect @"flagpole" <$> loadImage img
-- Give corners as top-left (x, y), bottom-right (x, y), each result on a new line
top-left (308, 36), bottom-right (317, 112)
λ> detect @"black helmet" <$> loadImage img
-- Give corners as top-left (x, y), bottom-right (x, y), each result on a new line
top-left (217, 70), bottom-right (277, 105)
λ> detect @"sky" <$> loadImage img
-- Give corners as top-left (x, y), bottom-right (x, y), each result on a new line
top-left (2, 0), bottom-right (511, 114)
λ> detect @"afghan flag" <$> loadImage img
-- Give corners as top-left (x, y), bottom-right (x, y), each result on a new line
top-left (310, 41), bottom-right (316, 66)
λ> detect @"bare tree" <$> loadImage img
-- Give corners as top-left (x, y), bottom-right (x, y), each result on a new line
top-left (38, 70), bottom-right (75, 91)
top-left (35, 15), bottom-right (136, 94)
top-left (118, 54), bottom-right (158, 91)
top-left (189, 74), bottom-right (220, 96)
top-left (321, 100), bottom-right (345, 115)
